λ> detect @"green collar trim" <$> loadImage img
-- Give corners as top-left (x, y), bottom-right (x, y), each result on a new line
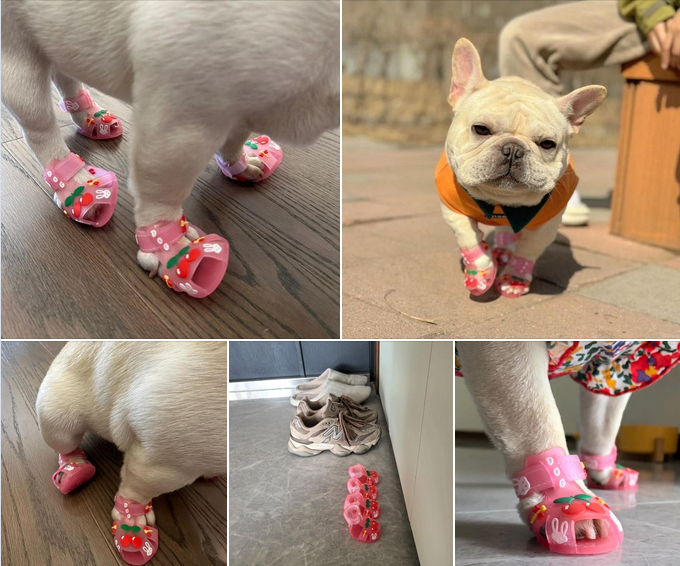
top-left (470, 193), bottom-right (551, 234)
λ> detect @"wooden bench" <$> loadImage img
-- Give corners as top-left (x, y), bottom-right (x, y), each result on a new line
top-left (611, 54), bottom-right (680, 251)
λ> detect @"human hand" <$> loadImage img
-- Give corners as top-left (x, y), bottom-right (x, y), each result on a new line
top-left (647, 12), bottom-right (680, 70)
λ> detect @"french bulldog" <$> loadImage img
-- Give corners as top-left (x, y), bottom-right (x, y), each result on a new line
top-left (2, 0), bottom-right (339, 298)
top-left (36, 341), bottom-right (228, 564)
top-left (436, 38), bottom-right (606, 298)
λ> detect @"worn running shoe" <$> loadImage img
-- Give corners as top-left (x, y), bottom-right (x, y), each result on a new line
top-left (287, 411), bottom-right (381, 457)
top-left (297, 394), bottom-right (378, 424)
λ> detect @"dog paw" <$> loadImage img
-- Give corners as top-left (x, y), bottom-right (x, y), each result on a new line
top-left (111, 502), bottom-right (155, 528)
top-left (137, 234), bottom-right (198, 279)
top-left (240, 155), bottom-right (265, 181)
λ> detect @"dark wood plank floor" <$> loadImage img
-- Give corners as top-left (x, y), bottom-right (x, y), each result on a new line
top-left (1, 88), bottom-right (340, 338)
top-left (1, 341), bottom-right (228, 566)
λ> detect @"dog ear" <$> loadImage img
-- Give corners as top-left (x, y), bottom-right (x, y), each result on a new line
top-left (556, 85), bottom-right (607, 133)
top-left (448, 38), bottom-right (487, 107)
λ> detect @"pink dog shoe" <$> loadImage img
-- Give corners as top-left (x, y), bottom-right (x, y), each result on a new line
top-left (513, 446), bottom-right (623, 555)
top-left (344, 505), bottom-right (382, 543)
top-left (136, 217), bottom-right (230, 298)
top-left (59, 89), bottom-right (122, 140)
top-left (496, 256), bottom-right (534, 298)
top-left (345, 492), bottom-right (381, 519)
top-left (347, 477), bottom-right (378, 500)
top-left (583, 446), bottom-right (639, 491)
top-left (460, 241), bottom-right (497, 295)
top-left (112, 494), bottom-right (158, 565)
top-left (491, 231), bottom-right (521, 268)
top-left (52, 448), bottom-right (96, 494)
top-left (44, 153), bottom-right (118, 227)
top-left (349, 463), bottom-right (380, 486)
top-left (215, 134), bottom-right (283, 182)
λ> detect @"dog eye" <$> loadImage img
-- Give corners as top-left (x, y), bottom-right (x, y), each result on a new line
top-left (540, 140), bottom-right (556, 149)
top-left (472, 125), bottom-right (491, 136)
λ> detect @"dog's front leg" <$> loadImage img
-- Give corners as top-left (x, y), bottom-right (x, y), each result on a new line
top-left (216, 126), bottom-right (267, 182)
top-left (497, 214), bottom-right (561, 297)
top-left (458, 341), bottom-right (610, 540)
top-left (440, 204), bottom-right (496, 294)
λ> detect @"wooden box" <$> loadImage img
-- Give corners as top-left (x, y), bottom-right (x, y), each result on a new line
top-left (610, 54), bottom-right (680, 251)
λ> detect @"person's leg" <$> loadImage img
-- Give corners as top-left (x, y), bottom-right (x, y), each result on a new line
top-left (579, 389), bottom-right (632, 486)
top-left (499, 0), bottom-right (648, 95)
top-left (457, 341), bottom-right (608, 539)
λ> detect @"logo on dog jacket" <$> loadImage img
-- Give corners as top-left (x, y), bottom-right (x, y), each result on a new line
top-left (434, 151), bottom-right (579, 233)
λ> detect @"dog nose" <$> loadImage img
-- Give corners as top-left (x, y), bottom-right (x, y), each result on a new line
top-left (502, 143), bottom-right (524, 160)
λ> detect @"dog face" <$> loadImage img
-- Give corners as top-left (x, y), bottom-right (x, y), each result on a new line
top-left (444, 39), bottom-right (607, 207)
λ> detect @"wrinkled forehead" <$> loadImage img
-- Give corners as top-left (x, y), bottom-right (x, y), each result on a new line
top-left (457, 80), bottom-right (568, 136)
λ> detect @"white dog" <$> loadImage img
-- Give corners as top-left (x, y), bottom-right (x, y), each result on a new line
top-left (437, 39), bottom-right (606, 298)
top-left (36, 341), bottom-right (228, 564)
top-left (2, 0), bottom-right (340, 298)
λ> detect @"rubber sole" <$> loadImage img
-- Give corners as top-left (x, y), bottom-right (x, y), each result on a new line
top-left (287, 433), bottom-right (380, 457)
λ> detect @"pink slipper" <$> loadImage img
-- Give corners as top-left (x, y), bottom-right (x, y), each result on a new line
top-left (136, 216), bottom-right (229, 298)
top-left (460, 241), bottom-right (497, 295)
top-left (514, 446), bottom-right (623, 555)
top-left (492, 231), bottom-right (521, 268)
top-left (112, 494), bottom-right (158, 565)
top-left (215, 135), bottom-right (283, 181)
top-left (59, 89), bottom-right (122, 140)
top-left (347, 477), bottom-right (378, 500)
top-left (582, 446), bottom-right (639, 491)
top-left (344, 505), bottom-right (382, 543)
top-left (345, 492), bottom-right (381, 519)
top-left (52, 448), bottom-right (96, 494)
top-left (44, 153), bottom-right (118, 227)
top-left (348, 463), bottom-right (380, 486)
top-left (496, 256), bottom-right (534, 298)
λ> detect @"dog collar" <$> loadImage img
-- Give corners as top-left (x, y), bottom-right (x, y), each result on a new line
top-left (470, 193), bottom-right (552, 234)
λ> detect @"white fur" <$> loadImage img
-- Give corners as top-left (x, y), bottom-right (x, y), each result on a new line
top-left (2, 0), bottom-right (340, 271)
top-left (36, 342), bottom-right (228, 521)
top-left (441, 39), bottom-right (606, 281)
top-left (457, 341), bottom-right (626, 539)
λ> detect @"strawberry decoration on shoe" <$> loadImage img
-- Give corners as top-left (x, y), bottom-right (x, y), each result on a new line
top-left (345, 492), bottom-right (381, 519)
top-left (43, 153), bottom-right (118, 227)
top-left (59, 89), bottom-right (122, 140)
top-left (215, 134), bottom-right (283, 182)
top-left (347, 477), bottom-right (378, 500)
top-left (113, 494), bottom-right (158, 565)
top-left (496, 256), bottom-right (534, 298)
top-left (136, 216), bottom-right (230, 298)
top-left (344, 506), bottom-right (382, 543)
top-left (460, 241), bottom-right (497, 296)
top-left (348, 463), bottom-right (380, 486)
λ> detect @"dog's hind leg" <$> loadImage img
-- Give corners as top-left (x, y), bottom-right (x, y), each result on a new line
top-left (216, 126), bottom-right (266, 181)
top-left (579, 389), bottom-right (632, 487)
top-left (457, 341), bottom-right (610, 540)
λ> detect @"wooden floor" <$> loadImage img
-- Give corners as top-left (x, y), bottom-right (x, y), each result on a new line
top-left (1, 89), bottom-right (340, 338)
top-left (1, 341), bottom-right (228, 566)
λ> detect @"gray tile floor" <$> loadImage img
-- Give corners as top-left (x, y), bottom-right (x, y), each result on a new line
top-left (229, 393), bottom-right (420, 565)
top-left (456, 446), bottom-right (680, 565)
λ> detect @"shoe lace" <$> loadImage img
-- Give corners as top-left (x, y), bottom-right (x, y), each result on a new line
top-left (337, 411), bottom-right (371, 445)
top-left (337, 395), bottom-right (366, 417)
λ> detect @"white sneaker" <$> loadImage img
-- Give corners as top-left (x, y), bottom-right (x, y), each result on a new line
top-left (290, 377), bottom-right (371, 407)
top-left (294, 369), bottom-right (368, 393)
top-left (561, 190), bottom-right (590, 226)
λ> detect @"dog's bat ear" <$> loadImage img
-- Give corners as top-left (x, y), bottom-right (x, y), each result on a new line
top-left (448, 38), bottom-right (487, 108)
top-left (556, 85), bottom-right (607, 133)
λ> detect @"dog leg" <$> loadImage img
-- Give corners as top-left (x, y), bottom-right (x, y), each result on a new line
top-left (457, 341), bottom-right (610, 539)
top-left (497, 214), bottom-right (561, 297)
top-left (580, 388), bottom-right (631, 486)
top-left (441, 203), bottom-right (496, 293)
top-left (51, 71), bottom-right (89, 129)
top-left (216, 127), bottom-right (266, 181)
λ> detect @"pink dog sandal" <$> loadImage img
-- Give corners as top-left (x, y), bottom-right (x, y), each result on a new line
top-left (59, 89), bottom-right (122, 140)
top-left (513, 446), bottom-right (623, 555)
top-left (345, 492), bottom-right (381, 519)
top-left (215, 135), bottom-right (283, 182)
top-left (492, 231), bottom-right (521, 268)
top-left (136, 216), bottom-right (230, 298)
top-left (344, 505), bottom-right (382, 543)
top-left (112, 494), bottom-right (158, 565)
top-left (582, 446), bottom-right (639, 491)
top-left (496, 256), bottom-right (534, 298)
top-left (347, 477), bottom-right (378, 500)
top-left (349, 463), bottom-right (380, 486)
top-left (52, 448), bottom-right (96, 494)
top-left (44, 152), bottom-right (118, 227)
top-left (460, 241), bottom-right (497, 295)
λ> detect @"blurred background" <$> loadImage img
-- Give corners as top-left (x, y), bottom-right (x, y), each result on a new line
top-left (343, 0), bottom-right (623, 146)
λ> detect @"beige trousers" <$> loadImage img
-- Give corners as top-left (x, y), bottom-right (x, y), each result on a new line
top-left (499, 0), bottom-right (650, 95)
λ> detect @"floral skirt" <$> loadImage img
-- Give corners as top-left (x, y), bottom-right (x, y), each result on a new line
top-left (455, 341), bottom-right (680, 396)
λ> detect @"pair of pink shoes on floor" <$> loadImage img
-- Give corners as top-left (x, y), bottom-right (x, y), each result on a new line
top-left (513, 445), bottom-right (638, 556)
top-left (45, 89), bottom-right (284, 298)
top-left (343, 463), bottom-right (382, 543)
top-left (52, 448), bottom-right (157, 564)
